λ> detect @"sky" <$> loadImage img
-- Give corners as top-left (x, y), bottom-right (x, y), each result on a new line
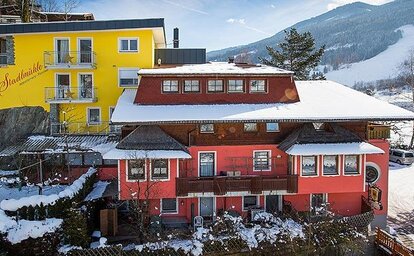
top-left (76, 0), bottom-right (393, 51)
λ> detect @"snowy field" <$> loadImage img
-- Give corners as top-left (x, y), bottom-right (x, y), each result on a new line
top-left (326, 25), bottom-right (414, 86)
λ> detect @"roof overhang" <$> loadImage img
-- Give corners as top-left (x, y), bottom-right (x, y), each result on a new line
top-left (284, 142), bottom-right (385, 156)
top-left (103, 149), bottom-right (191, 160)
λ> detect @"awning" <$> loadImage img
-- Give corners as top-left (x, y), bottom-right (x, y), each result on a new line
top-left (103, 148), bottom-right (192, 160)
top-left (285, 142), bottom-right (384, 156)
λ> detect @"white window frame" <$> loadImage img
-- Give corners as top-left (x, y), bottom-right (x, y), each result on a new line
top-left (198, 197), bottom-right (216, 217)
top-left (253, 150), bottom-right (272, 172)
top-left (126, 159), bottom-right (147, 182)
top-left (266, 122), bottom-right (280, 132)
top-left (160, 198), bottom-right (178, 214)
top-left (200, 124), bottom-right (214, 134)
top-left (54, 37), bottom-right (70, 64)
top-left (118, 37), bottom-right (139, 52)
top-left (343, 155), bottom-right (361, 176)
top-left (322, 155), bottom-right (339, 176)
top-left (77, 37), bottom-right (93, 64)
top-left (150, 159), bottom-right (170, 181)
top-left (242, 195), bottom-right (259, 211)
top-left (198, 151), bottom-right (217, 177)
top-left (207, 79), bottom-right (224, 93)
top-left (87, 107), bottom-right (101, 125)
top-left (228, 79), bottom-right (244, 93)
top-left (249, 79), bottom-right (267, 93)
top-left (118, 68), bottom-right (139, 87)
top-left (162, 80), bottom-right (179, 93)
top-left (301, 156), bottom-right (318, 177)
top-left (183, 80), bottom-right (200, 93)
top-left (78, 72), bottom-right (94, 99)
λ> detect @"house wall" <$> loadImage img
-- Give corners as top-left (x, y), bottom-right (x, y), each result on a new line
top-left (135, 75), bottom-right (299, 105)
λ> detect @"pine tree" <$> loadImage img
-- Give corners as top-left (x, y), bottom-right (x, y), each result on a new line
top-left (260, 28), bottom-right (325, 80)
top-left (62, 208), bottom-right (90, 247)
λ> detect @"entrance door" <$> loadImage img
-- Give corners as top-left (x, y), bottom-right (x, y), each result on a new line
top-left (56, 74), bottom-right (70, 99)
top-left (55, 39), bottom-right (69, 64)
top-left (79, 74), bottom-right (93, 99)
top-left (199, 152), bottom-right (215, 177)
top-left (311, 193), bottom-right (327, 215)
top-left (199, 197), bottom-right (214, 218)
top-left (79, 39), bottom-right (92, 64)
top-left (266, 195), bottom-right (281, 214)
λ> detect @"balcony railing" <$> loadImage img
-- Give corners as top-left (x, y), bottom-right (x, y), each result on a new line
top-left (45, 86), bottom-right (97, 103)
top-left (51, 122), bottom-right (122, 135)
top-left (367, 123), bottom-right (391, 140)
top-left (176, 175), bottom-right (298, 196)
top-left (44, 51), bottom-right (96, 69)
top-left (0, 53), bottom-right (7, 65)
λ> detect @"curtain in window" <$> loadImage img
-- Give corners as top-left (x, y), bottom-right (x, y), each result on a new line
top-left (200, 153), bottom-right (214, 177)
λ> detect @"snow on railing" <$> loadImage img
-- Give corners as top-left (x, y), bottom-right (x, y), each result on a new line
top-left (0, 167), bottom-right (96, 212)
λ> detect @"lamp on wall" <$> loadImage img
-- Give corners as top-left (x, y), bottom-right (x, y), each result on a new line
top-left (181, 200), bottom-right (185, 206)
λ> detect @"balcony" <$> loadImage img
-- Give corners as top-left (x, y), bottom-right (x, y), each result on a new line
top-left (176, 175), bottom-right (298, 196)
top-left (45, 87), bottom-right (97, 103)
top-left (44, 51), bottom-right (96, 69)
top-left (367, 123), bottom-right (390, 140)
top-left (51, 122), bottom-right (122, 135)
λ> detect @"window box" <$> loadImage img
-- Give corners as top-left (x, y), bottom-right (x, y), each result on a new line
top-left (162, 80), bottom-right (179, 93)
top-left (208, 80), bottom-right (224, 93)
top-left (323, 155), bottom-right (338, 175)
top-left (302, 156), bottom-right (317, 176)
top-left (250, 80), bottom-right (267, 93)
top-left (119, 38), bottom-right (138, 52)
top-left (228, 80), bottom-right (244, 93)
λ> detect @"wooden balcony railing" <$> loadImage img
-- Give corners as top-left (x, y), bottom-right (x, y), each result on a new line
top-left (375, 228), bottom-right (414, 256)
top-left (176, 175), bottom-right (298, 196)
top-left (368, 123), bottom-right (391, 140)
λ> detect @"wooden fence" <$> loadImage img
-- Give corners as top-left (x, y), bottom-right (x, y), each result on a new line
top-left (375, 228), bottom-right (414, 256)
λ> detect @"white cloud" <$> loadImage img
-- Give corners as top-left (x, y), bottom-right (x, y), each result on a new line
top-left (271, 4), bottom-right (276, 8)
top-left (226, 18), bottom-right (245, 25)
top-left (327, 0), bottom-right (393, 10)
top-left (226, 17), bottom-right (270, 36)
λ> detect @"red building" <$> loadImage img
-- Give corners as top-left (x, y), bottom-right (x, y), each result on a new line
top-left (104, 62), bottom-right (414, 228)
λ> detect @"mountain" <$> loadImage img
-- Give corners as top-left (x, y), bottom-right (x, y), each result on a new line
top-left (207, 0), bottom-right (414, 72)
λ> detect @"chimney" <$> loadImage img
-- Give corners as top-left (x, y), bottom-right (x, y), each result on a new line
top-left (173, 27), bottom-right (179, 48)
top-left (228, 56), bottom-right (235, 63)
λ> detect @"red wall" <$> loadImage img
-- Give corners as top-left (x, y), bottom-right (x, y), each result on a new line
top-left (135, 76), bottom-right (299, 105)
top-left (98, 166), bottom-right (117, 181)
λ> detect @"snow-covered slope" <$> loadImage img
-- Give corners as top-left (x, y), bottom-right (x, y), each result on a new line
top-left (326, 25), bottom-right (414, 86)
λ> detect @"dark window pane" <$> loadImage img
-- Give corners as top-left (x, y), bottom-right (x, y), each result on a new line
top-left (162, 198), bottom-right (177, 213)
top-left (128, 160), bottom-right (145, 180)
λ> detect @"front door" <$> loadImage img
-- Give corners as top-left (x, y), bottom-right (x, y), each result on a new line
top-left (199, 152), bottom-right (215, 177)
top-left (266, 195), bottom-right (281, 214)
top-left (79, 74), bottom-right (93, 99)
top-left (199, 197), bottom-right (214, 218)
top-left (79, 39), bottom-right (92, 64)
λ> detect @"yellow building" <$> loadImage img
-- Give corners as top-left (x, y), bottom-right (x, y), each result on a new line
top-left (0, 19), bottom-right (166, 134)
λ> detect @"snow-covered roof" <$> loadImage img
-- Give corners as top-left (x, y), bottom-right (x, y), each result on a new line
top-left (139, 62), bottom-right (293, 75)
top-left (285, 142), bottom-right (384, 156)
top-left (111, 81), bottom-right (414, 123)
top-left (103, 149), bottom-right (191, 160)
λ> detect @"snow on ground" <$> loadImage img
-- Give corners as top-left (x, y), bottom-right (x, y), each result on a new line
top-left (6, 218), bottom-right (63, 244)
top-left (326, 25), bottom-right (414, 86)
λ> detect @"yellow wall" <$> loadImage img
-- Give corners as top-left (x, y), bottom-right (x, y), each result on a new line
top-left (0, 29), bottom-right (156, 132)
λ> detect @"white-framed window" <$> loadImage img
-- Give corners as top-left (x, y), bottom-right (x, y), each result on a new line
top-left (228, 80), bottom-right (244, 93)
top-left (207, 80), bottom-right (224, 92)
top-left (200, 124), bottom-right (214, 133)
top-left (87, 108), bottom-right (101, 125)
top-left (151, 159), bottom-right (169, 179)
top-left (302, 156), bottom-right (317, 176)
top-left (250, 80), bottom-right (267, 93)
top-left (127, 159), bottom-right (145, 181)
top-left (253, 151), bottom-right (271, 171)
top-left (323, 155), bottom-right (338, 175)
top-left (344, 155), bottom-right (359, 175)
top-left (244, 123), bottom-right (257, 132)
top-left (266, 123), bottom-right (279, 132)
top-left (119, 68), bottom-right (139, 87)
top-left (119, 38), bottom-right (138, 52)
top-left (184, 80), bottom-right (200, 93)
top-left (161, 198), bottom-right (178, 214)
top-left (243, 195), bottom-right (259, 210)
top-left (162, 80), bottom-right (179, 93)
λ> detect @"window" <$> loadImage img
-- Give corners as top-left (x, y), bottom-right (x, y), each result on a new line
top-left (87, 108), bottom-right (101, 125)
top-left (55, 38), bottom-right (69, 64)
top-left (228, 80), bottom-right (244, 93)
top-left (161, 198), bottom-right (177, 213)
top-left (56, 74), bottom-right (70, 99)
top-left (254, 151), bottom-right (270, 171)
top-left (208, 80), bottom-right (224, 92)
top-left (311, 193), bottom-right (327, 215)
top-left (78, 38), bottom-right (92, 63)
top-left (184, 80), bottom-right (200, 93)
top-left (302, 156), bottom-right (317, 176)
top-left (162, 80), bottom-right (179, 93)
top-left (151, 159), bottom-right (168, 179)
top-left (199, 152), bottom-right (215, 177)
top-left (243, 196), bottom-right (258, 210)
top-left (119, 38), bottom-right (138, 52)
top-left (250, 80), bottom-right (266, 93)
top-left (0, 38), bottom-right (6, 65)
top-left (119, 68), bottom-right (139, 87)
top-left (200, 124), bottom-right (214, 133)
top-left (244, 123), bottom-right (257, 132)
top-left (323, 156), bottom-right (338, 175)
top-left (266, 123), bottom-right (279, 132)
top-left (344, 155), bottom-right (359, 174)
top-left (128, 160), bottom-right (145, 180)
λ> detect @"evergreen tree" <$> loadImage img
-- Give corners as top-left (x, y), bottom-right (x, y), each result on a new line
top-left (260, 28), bottom-right (325, 80)
top-left (62, 208), bottom-right (90, 248)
